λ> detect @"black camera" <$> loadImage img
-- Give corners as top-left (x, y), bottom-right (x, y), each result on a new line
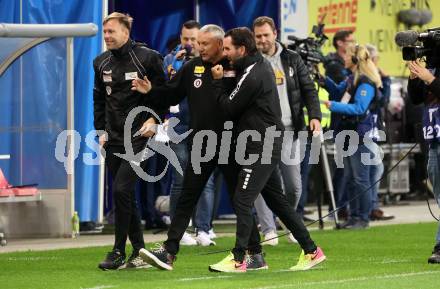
top-left (395, 27), bottom-right (440, 67)
top-left (287, 24), bottom-right (328, 76)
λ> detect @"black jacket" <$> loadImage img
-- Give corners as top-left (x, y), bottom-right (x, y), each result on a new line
top-left (408, 74), bottom-right (440, 105)
top-left (148, 56), bottom-right (235, 134)
top-left (93, 40), bottom-right (165, 146)
top-left (213, 53), bottom-right (284, 160)
top-left (324, 52), bottom-right (346, 83)
top-left (279, 44), bottom-right (321, 132)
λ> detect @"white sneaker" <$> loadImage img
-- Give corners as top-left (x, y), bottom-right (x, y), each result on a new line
top-left (263, 230), bottom-right (278, 246)
top-left (162, 215), bottom-right (171, 226)
top-left (196, 231), bottom-right (216, 246)
top-left (180, 232), bottom-right (197, 246)
top-left (286, 233), bottom-right (298, 243)
top-left (275, 217), bottom-right (297, 244)
top-left (208, 228), bottom-right (217, 239)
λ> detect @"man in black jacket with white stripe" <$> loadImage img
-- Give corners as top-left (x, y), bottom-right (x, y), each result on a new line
top-left (134, 24), bottom-right (266, 271)
top-left (208, 27), bottom-right (325, 273)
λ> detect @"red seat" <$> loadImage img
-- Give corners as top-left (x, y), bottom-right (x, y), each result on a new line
top-left (13, 186), bottom-right (38, 196)
top-left (0, 168), bottom-right (14, 197)
top-left (0, 168), bottom-right (38, 197)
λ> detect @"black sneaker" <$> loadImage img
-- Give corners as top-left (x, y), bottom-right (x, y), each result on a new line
top-left (428, 245), bottom-right (440, 264)
top-left (98, 250), bottom-right (126, 270)
top-left (350, 219), bottom-right (369, 229)
top-left (139, 244), bottom-right (176, 271)
top-left (121, 251), bottom-right (152, 269)
top-left (245, 252), bottom-right (268, 270)
top-left (341, 218), bottom-right (357, 229)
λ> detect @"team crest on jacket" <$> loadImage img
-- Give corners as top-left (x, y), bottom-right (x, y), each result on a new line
top-left (106, 86), bottom-right (112, 95)
top-left (193, 79), bottom-right (202, 88)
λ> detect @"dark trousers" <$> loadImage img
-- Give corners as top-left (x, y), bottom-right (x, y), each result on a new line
top-left (164, 158), bottom-right (262, 256)
top-left (137, 152), bottom-right (171, 228)
top-left (232, 161), bottom-right (317, 261)
top-left (105, 144), bottom-right (146, 254)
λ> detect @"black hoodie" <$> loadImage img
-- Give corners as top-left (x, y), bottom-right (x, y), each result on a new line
top-left (212, 53), bottom-right (284, 161)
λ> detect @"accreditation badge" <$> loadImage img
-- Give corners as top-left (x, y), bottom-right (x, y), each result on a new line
top-left (125, 72), bottom-right (138, 80)
top-left (194, 66), bottom-right (205, 74)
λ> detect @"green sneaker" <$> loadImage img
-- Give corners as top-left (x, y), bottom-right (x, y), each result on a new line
top-left (208, 253), bottom-right (246, 273)
top-left (289, 247), bottom-right (326, 271)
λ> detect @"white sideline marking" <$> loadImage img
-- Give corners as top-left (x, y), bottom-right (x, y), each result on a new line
top-left (80, 286), bottom-right (115, 289)
top-left (252, 271), bottom-right (440, 289)
top-left (179, 276), bottom-right (232, 282)
top-left (272, 267), bottom-right (325, 273)
top-left (376, 258), bottom-right (410, 264)
top-left (7, 256), bottom-right (62, 261)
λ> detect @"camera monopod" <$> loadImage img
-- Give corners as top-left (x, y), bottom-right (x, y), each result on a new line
top-left (317, 133), bottom-right (340, 229)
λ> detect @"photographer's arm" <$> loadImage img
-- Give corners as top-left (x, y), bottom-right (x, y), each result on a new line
top-left (428, 77), bottom-right (440, 96)
top-left (408, 61), bottom-right (431, 104)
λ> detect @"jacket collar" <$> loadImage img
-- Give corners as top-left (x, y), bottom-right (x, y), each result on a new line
top-left (327, 52), bottom-right (344, 65)
top-left (110, 39), bottom-right (133, 58)
top-left (200, 56), bottom-right (229, 68)
top-left (233, 52), bottom-right (262, 72)
top-left (277, 41), bottom-right (289, 56)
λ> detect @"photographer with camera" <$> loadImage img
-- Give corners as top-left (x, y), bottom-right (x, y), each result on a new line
top-left (324, 30), bottom-right (355, 84)
top-left (407, 59), bottom-right (440, 264)
top-left (397, 27), bottom-right (440, 263)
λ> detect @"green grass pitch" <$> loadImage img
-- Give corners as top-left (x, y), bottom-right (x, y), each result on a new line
top-left (1, 223), bottom-right (440, 289)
